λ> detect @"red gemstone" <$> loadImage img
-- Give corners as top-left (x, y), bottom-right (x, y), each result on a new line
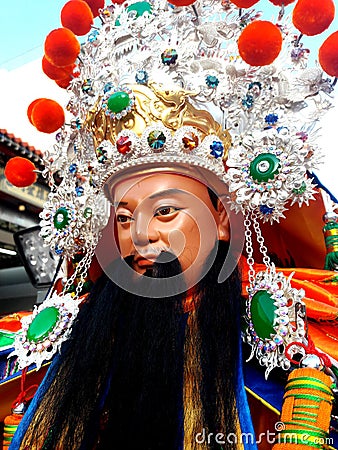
top-left (116, 136), bottom-right (132, 155)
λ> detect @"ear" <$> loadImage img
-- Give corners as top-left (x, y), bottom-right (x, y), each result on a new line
top-left (216, 199), bottom-right (230, 242)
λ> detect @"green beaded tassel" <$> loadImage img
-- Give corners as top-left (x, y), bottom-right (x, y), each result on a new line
top-left (323, 213), bottom-right (338, 271)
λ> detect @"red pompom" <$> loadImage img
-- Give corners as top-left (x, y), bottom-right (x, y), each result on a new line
top-left (110, 0), bottom-right (124, 4)
top-left (44, 28), bottom-right (80, 67)
top-left (168, 0), bottom-right (197, 6)
top-left (61, 0), bottom-right (94, 36)
top-left (42, 56), bottom-right (75, 80)
top-left (27, 99), bottom-right (46, 125)
top-left (238, 21), bottom-right (283, 66)
top-left (269, 0), bottom-right (295, 5)
top-left (83, 0), bottom-right (105, 17)
top-left (230, 0), bottom-right (259, 7)
top-left (55, 75), bottom-right (73, 89)
top-left (4, 157), bottom-right (37, 188)
top-left (29, 99), bottom-right (65, 133)
top-left (319, 31), bottom-right (338, 77)
top-left (292, 0), bottom-right (335, 36)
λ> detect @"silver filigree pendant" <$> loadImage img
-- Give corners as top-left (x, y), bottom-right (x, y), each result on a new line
top-left (9, 292), bottom-right (80, 370)
top-left (245, 264), bottom-right (307, 378)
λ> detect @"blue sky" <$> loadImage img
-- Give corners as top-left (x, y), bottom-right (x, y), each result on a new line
top-left (1, 0), bottom-right (337, 71)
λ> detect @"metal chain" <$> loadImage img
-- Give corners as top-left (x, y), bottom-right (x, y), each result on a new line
top-left (244, 211), bottom-right (256, 286)
top-left (251, 211), bottom-right (271, 268)
top-left (62, 235), bottom-right (99, 299)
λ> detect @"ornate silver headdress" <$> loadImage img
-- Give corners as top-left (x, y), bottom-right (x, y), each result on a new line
top-left (7, 0), bottom-right (337, 373)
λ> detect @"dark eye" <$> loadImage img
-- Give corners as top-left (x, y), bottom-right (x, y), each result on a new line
top-left (154, 206), bottom-right (178, 216)
top-left (116, 214), bottom-right (132, 223)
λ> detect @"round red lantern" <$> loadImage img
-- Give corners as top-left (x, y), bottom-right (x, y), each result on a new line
top-left (42, 56), bottom-right (75, 80)
top-left (230, 0), bottom-right (259, 7)
top-left (29, 99), bottom-right (65, 134)
top-left (61, 0), bottom-right (94, 36)
top-left (84, 0), bottom-right (105, 17)
top-left (269, 0), bottom-right (295, 5)
top-left (44, 28), bottom-right (80, 67)
top-left (319, 31), bottom-right (338, 77)
top-left (168, 0), bottom-right (197, 6)
top-left (4, 157), bottom-right (37, 188)
top-left (292, 0), bottom-right (335, 36)
top-left (238, 21), bottom-right (283, 66)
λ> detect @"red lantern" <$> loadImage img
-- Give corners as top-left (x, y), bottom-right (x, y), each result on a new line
top-left (230, 0), bottom-right (259, 7)
top-left (238, 21), bottom-right (283, 66)
top-left (44, 28), bottom-right (80, 67)
top-left (61, 0), bottom-right (94, 36)
top-left (29, 99), bottom-right (65, 134)
top-left (168, 0), bottom-right (197, 6)
top-left (83, 0), bottom-right (105, 17)
top-left (269, 0), bottom-right (295, 5)
top-left (42, 56), bottom-right (75, 80)
top-left (4, 157), bottom-right (37, 188)
top-left (319, 31), bottom-right (338, 77)
top-left (292, 0), bottom-right (335, 36)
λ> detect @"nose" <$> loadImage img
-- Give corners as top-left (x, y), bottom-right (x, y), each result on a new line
top-left (132, 212), bottom-right (158, 246)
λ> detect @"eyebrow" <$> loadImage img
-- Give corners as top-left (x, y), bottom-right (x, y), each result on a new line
top-left (113, 188), bottom-right (189, 207)
top-left (149, 188), bottom-right (190, 200)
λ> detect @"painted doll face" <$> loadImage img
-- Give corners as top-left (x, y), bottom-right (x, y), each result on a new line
top-left (113, 172), bottom-right (229, 286)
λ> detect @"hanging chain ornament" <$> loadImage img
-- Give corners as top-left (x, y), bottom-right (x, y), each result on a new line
top-left (243, 211), bottom-right (307, 378)
top-left (9, 243), bottom-right (97, 370)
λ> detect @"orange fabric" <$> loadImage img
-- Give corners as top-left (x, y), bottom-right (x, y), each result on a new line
top-left (0, 312), bottom-right (31, 333)
top-left (303, 298), bottom-right (338, 321)
top-left (307, 322), bottom-right (338, 361)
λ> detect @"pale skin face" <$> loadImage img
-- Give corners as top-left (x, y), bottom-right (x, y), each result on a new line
top-left (113, 173), bottom-right (230, 286)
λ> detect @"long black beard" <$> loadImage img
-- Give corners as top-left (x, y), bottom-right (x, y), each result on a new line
top-left (21, 242), bottom-right (241, 450)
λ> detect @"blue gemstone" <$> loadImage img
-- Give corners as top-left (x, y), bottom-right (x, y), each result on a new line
top-left (242, 94), bottom-right (254, 109)
top-left (82, 79), bottom-right (92, 94)
top-left (260, 205), bottom-right (274, 215)
top-left (135, 70), bottom-right (149, 84)
top-left (148, 130), bottom-right (166, 150)
top-left (210, 141), bottom-right (224, 159)
top-left (69, 164), bottom-right (77, 174)
top-left (88, 30), bottom-right (99, 43)
top-left (55, 245), bottom-right (63, 255)
top-left (205, 75), bottom-right (219, 89)
top-left (75, 186), bottom-right (84, 197)
top-left (104, 82), bottom-right (114, 94)
top-left (248, 81), bottom-right (262, 91)
top-left (161, 49), bottom-right (178, 66)
top-left (265, 113), bottom-right (279, 125)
